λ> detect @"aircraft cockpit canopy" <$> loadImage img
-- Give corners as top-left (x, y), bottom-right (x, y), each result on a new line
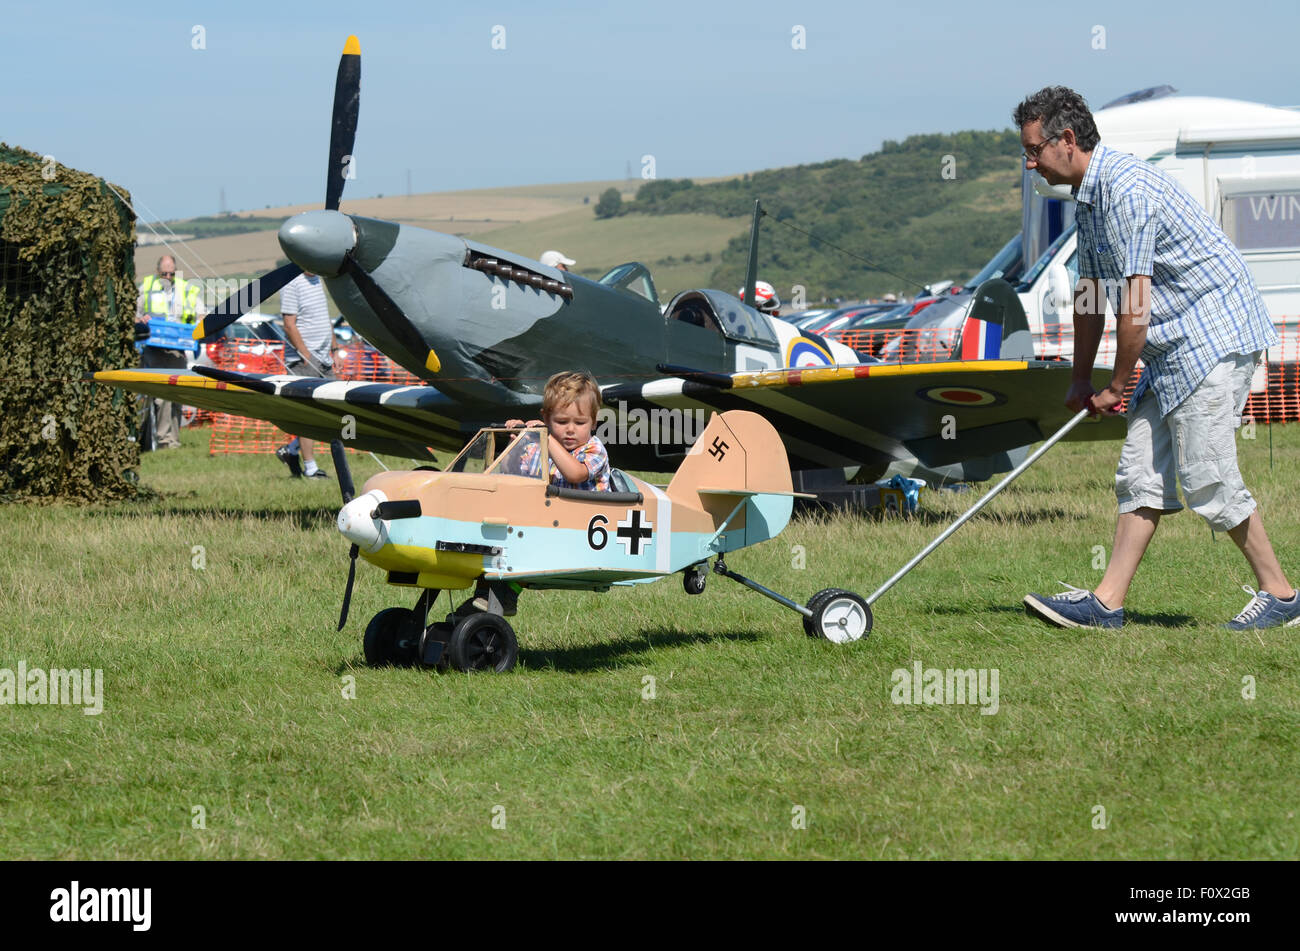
top-left (447, 428), bottom-right (548, 480)
top-left (598, 262), bottom-right (659, 307)
top-left (664, 289), bottom-right (778, 348)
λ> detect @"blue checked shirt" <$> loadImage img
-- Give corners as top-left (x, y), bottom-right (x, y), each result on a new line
top-left (1074, 144), bottom-right (1276, 415)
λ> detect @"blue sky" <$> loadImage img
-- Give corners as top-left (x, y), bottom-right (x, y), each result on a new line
top-left (5, 0), bottom-right (1297, 221)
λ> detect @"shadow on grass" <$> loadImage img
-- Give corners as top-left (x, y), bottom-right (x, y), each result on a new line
top-left (88, 504), bottom-right (339, 530)
top-left (1123, 611), bottom-right (1196, 628)
top-left (916, 602), bottom-right (1195, 628)
top-left (334, 628), bottom-right (764, 676)
top-left (519, 628), bottom-right (764, 673)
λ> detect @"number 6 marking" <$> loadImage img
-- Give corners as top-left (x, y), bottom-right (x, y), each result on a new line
top-left (587, 514), bottom-right (609, 550)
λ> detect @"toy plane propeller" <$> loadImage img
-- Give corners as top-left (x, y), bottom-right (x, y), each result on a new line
top-left (336, 410), bottom-right (872, 672)
top-left (94, 35), bottom-right (1126, 488)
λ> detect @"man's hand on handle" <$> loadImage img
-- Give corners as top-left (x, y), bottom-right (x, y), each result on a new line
top-left (1066, 379), bottom-right (1123, 417)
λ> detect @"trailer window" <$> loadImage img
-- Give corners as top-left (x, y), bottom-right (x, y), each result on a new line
top-left (1223, 192), bottom-right (1300, 251)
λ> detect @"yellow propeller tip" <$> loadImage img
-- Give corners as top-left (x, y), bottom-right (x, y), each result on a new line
top-left (343, 35), bottom-right (360, 56)
top-left (191, 320), bottom-right (206, 340)
top-left (424, 351), bottom-right (441, 373)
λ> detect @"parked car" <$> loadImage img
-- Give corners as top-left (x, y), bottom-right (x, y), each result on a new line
top-left (782, 307), bottom-right (838, 330)
top-left (877, 233), bottom-right (1026, 362)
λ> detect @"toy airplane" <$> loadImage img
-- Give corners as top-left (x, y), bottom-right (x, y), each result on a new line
top-left (93, 35), bottom-right (1125, 489)
top-left (334, 410), bottom-right (871, 672)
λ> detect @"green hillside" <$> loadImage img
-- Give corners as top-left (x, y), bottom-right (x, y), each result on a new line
top-left (476, 208), bottom-right (749, 302)
top-left (625, 129), bottom-right (1024, 300)
top-left (152, 131), bottom-right (1026, 306)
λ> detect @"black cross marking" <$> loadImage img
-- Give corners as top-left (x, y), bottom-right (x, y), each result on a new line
top-left (616, 509), bottom-right (653, 556)
top-left (709, 437), bottom-right (730, 460)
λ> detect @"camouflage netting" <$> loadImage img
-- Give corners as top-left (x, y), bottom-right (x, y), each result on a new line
top-left (0, 143), bottom-right (140, 501)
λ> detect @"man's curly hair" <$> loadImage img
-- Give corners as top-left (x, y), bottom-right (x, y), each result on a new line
top-left (1013, 86), bottom-right (1100, 151)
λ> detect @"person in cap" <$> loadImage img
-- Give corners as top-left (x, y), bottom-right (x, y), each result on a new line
top-left (539, 250), bottom-right (575, 271)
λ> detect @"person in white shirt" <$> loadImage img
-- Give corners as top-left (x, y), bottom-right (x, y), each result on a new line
top-left (275, 271), bottom-right (340, 479)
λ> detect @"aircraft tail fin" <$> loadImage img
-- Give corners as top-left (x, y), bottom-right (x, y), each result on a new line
top-left (667, 411), bottom-right (791, 502)
top-left (667, 411), bottom-right (794, 552)
top-left (949, 278), bottom-right (1035, 361)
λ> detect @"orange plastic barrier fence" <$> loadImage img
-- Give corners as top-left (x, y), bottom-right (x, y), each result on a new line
top-left (830, 323), bottom-right (1300, 423)
top-left (204, 341), bottom-right (419, 455)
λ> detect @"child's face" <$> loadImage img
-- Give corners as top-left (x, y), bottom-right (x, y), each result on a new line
top-left (546, 400), bottom-right (594, 451)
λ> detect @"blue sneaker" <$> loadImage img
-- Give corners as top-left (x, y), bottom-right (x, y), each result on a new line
top-left (1224, 585), bottom-right (1300, 630)
top-left (1024, 583), bottom-right (1124, 629)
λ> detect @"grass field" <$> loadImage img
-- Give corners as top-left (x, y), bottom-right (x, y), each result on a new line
top-left (2, 424), bottom-right (1298, 859)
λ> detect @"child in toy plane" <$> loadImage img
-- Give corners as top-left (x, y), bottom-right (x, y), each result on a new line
top-left (480, 371), bottom-right (613, 616)
top-left (505, 370), bottom-right (612, 493)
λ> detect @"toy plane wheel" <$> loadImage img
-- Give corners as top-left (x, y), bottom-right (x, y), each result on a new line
top-left (804, 589), bottom-right (872, 643)
top-left (363, 607), bottom-right (422, 666)
top-left (683, 564), bottom-right (708, 595)
top-left (447, 612), bottom-right (518, 673)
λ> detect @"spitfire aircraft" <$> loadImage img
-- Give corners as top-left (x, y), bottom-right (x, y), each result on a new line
top-left (339, 410), bottom-right (872, 672)
top-left (95, 35), bottom-right (1124, 488)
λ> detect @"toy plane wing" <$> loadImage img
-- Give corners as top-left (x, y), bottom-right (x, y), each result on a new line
top-left (92, 367), bottom-right (481, 460)
top-left (604, 359), bottom-right (1127, 475)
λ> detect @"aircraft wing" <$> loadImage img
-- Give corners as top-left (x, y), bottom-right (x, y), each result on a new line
top-left (603, 359), bottom-right (1127, 475)
top-left (92, 367), bottom-right (484, 460)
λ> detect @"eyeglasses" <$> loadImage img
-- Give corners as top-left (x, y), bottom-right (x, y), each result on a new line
top-left (160, 270), bottom-right (175, 276)
top-left (1022, 134), bottom-right (1060, 161)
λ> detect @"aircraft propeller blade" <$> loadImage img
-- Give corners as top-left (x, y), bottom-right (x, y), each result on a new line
top-left (337, 544), bottom-right (359, 631)
top-left (326, 35), bottom-right (361, 213)
top-left (192, 262), bottom-right (302, 341)
top-left (342, 252), bottom-right (441, 373)
top-left (330, 439), bottom-right (356, 504)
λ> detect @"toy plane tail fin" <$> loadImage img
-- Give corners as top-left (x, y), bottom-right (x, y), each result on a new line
top-left (666, 410), bottom-right (792, 502)
top-left (666, 411), bottom-right (795, 552)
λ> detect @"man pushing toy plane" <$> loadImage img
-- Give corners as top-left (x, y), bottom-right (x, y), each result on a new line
top-left (1012, 86), bottom-right (1298, 632)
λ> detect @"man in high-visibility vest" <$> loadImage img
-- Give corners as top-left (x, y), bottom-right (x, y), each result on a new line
top-left (137, 255), bottom-right (205, 449)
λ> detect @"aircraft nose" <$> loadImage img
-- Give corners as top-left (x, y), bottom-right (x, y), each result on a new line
top-left (279, 209), bottom-right (357, 277)
top-left (338, 490), bottom-right (388, 553)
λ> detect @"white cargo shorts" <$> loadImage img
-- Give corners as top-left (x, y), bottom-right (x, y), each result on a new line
top-left (1115, 351), bottom-right (1259, 532)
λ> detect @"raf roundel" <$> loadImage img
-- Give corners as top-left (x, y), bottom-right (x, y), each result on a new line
top-left (917, 385), bottom-right (1006, 407)
top-left (786, 338), bottom-right (834, 368)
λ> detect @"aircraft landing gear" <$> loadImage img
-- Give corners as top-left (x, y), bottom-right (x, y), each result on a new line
top-left (363, 607), bottom-right (423, 666)
top-left (711, 557), bottom-right (871, 643)
top-left (683, 563), bottom-right (708, 595)
top-left (446, 612), bottom-right (518, 673)
top-left (364, 586), bottom-right (521, 673)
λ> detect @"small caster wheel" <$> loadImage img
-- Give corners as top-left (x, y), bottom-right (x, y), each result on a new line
top-left (447, 612), bottom-right (519, 672)
top-left (683, 564), bottom-right (707, 595)
top-left (804, 588), bottom-right (872, 643)
top-left (363, 607), bottom-right (422, 666)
